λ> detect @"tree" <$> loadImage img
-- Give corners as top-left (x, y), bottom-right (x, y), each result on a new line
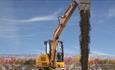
top-left (15, 59), bottom-right (25, 65)
top-left (79, 3), bottom-right (90, 70)
top-left (24, 59), bottom-right (35, 66)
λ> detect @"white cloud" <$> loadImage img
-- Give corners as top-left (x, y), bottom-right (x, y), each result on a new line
top-left (108, 7), bottom-right (115, 17)
top-left (0, 23), bottom-right (36, 38)
top-left (0, 24), bottom-right (17, 38)
top-left (4, 9), bottom-right (62, 23)
top-left (0, 8), bottom-right (62, 38)
top-left (90, 51), bottom-right (115, 56)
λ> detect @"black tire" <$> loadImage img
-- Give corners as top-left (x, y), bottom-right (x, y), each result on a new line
top-left (44, 67), bottom-right (52, 70)
top-left (39, 68), bottom-right (44, 70)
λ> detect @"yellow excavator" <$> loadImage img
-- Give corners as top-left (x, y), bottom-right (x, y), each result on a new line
top-left (36, 0), bottom-right (78, 70)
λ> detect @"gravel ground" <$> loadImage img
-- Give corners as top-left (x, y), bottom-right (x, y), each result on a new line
top-left (0, 64), bottom-right (115, 70)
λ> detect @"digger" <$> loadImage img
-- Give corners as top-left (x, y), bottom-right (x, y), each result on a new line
top-left (36, 0), bottom-right (90, 70)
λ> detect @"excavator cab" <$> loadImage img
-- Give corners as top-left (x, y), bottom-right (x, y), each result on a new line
top-left (36, 40), bottom-right (64, 69)
top-left (44, 40), bottom-right (64, 68)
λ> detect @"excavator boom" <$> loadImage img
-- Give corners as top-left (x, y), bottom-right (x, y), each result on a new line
top-left (51, 0), bottom-right (78, 67)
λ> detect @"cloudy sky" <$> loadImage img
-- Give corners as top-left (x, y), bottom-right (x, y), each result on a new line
top-left (0, 0), bottom-right (115, 56)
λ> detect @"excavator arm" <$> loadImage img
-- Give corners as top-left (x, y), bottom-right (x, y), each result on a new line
top-left (50, 0), bottom-right (78, 67)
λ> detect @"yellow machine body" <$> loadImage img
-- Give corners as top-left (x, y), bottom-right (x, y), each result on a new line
top-left (36, 40), bottom-right (64, 69)
top-left (36, 55), bottom-right (64, 68)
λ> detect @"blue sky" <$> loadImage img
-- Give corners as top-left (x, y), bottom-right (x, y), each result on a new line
top-left (0, 0), bottom-right (115, 56)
